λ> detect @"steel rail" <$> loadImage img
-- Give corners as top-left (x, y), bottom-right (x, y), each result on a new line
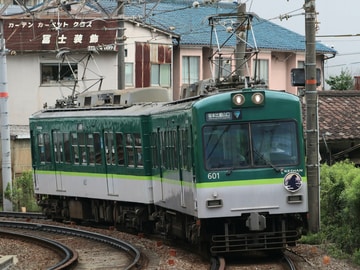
top-left (0, 230), bottom-right (78, 270)
top-left (0, 211), bottom-right (47, 219)
top-left (282, 254), bottom-right (297, 270)
top-left (0, 220), bottom-right (141, 270)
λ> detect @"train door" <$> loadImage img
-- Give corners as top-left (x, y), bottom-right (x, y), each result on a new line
top-left (177, 127), bottom-right (186, 207)
top-left (157, 128), bottom-right (165, 201)
top-left (52, 130), bottom-right (65, 191)
top-left (104, 131), bottom-right (118, 195)
top-left (30, 130), bottom-right (39, 190)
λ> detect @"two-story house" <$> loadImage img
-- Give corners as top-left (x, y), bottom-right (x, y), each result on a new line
top-left (0, 0), bottom-right (336, 178)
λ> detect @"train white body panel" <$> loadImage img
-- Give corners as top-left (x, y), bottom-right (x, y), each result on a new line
top-left (195, 181), bottom-right (308, 218)
top-left (34, 171), bottom-right (154, 204)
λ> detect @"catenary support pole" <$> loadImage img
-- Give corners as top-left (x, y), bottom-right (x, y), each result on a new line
top-left (304, 0), bottom-right (320, 233)
top-left (117, 0), bottom-right (125, 90)
top-left (0, 20), bottom-right (13, 211)
top-left (235, 3), bottom-right (246, 78)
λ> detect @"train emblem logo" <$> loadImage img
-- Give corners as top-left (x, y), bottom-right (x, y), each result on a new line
top-left (283, 172), bottom-right (302, 192)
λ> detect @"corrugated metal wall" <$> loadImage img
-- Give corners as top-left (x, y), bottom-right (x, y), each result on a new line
top-left (135, 42), bottom-right (171, 88)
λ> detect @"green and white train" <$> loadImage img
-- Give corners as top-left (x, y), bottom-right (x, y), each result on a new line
top-left (30, 87), bottom-right (308, 255)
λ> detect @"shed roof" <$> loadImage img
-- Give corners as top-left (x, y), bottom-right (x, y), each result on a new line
top-left (318, 91), bottom-right (360, 141)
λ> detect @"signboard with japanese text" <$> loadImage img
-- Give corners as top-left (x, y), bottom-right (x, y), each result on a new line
top-left (3, 19), bottom-right (118, 52)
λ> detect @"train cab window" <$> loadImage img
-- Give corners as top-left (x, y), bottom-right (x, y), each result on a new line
top-left (204, 124), bottom-right (249, 170)
top-left (203, 121), bottom-right (299, 170)
top-left (251, 121), bottom-right (299, 166)
top-left (38, 133), bottom-right (51, 163)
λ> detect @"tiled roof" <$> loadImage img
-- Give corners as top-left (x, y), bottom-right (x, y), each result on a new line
top-left (120, 0), bottom-right (336, 54)
top-left (318, 91), bottom-right (360, 141)
top-left (1, 1), bottom-right (336, 54)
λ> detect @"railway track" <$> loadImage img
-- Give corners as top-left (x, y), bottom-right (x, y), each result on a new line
top-left (0, 220), bottom-right (143, 269)
top-left (0, 211), bottom-right (47, 220)
top-left (0, 230), bottom-right (77, 269)
top-left (210, 252), bottom-right (298, 270)
top-left (0, 212), bottom-right (338, 269)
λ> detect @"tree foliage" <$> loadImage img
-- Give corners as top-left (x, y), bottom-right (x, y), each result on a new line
top-left (325, 69), bottom-right (354, 90)
top-left (4, 171), bottom-right (40, 212)
top-left (321, 161), bottom-right (360, 256)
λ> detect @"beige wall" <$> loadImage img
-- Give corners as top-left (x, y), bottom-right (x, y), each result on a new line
top-left (11, 139), bottom-right (32, 176)
top-left (6, 21), bottom-right (174, 126)
top-left (0, 138), bottom-right (32, 193)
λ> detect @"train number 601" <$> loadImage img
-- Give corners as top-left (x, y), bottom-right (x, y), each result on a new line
top-left (208, 172), bottom-right (220, 180)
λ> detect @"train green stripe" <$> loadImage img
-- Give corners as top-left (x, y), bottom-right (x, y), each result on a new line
top-left (35, 170), bottom-right (307, 188)
top-left (196, 177), bottom-right (307, 188)
top-left (36, 170), bottom-right (152, 181)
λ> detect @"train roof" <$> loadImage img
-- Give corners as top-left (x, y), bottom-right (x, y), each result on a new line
top-left (30, 87), bottom-right (188, 119)
top-left (30, 88), bottom-right (300, 121)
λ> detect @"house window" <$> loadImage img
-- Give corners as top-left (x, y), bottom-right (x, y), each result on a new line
top-left (253, 59), bottom-right (269, 84)
top-left (41, 63), bottom-right (77, 85)
top-left (151, 64), bottom-right (171, 87)
top-left (215, 57), bottom-right (232, 79)
top-left (125, 62), bottom-right (133, 86)
top-left (182, 56), bottom-right (199, 84)
top-left (297, 61), bottom-right (305, 68)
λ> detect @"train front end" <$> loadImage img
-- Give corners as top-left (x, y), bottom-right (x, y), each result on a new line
top-left (193, 89), bottom-right (308, 254)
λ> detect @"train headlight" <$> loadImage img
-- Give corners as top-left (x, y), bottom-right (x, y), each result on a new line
top-left (232, 94), bottom-right (245, 106)
top-left (283, 172), bottom-right (302, 192)
top-left (231, 91), bottom-right (265, 108)
top-left (251, 93), bottom-right (264, 105)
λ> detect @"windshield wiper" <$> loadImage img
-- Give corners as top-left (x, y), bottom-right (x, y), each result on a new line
top-left (253, 148), bottom-right (283, 173)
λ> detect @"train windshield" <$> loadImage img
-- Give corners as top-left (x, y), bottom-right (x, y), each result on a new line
top-left (203, 121), bottom-right (299, 170)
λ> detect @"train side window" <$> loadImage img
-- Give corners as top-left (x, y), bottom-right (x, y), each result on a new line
top-left (134, 133), bottom-right (143, 168)
top-left (104, 132), bottom-right (115, 165)
top-left (64, 133), bottom-right (71, 164)
top-left (93, 133), bottom-right (102, 165)
top-left (126, 133), bottom-right (135, 167)
top-left (53, 131), bottom-right (63, 163)
top-left (150, 132), bottom-right (159, 169)
top-left (159, 131), bottom-right (166, 169)
top-left (169, 130), bottom-right (178, 170)
top-left (71, 133), bottom-right (79, 164)
top-left (78, 133), bottom-right (87, 165)
top-left (38, 133), bottom-right (51, 163)
top-left (115, 133), bottom-right (124, 166)
top-left (181, 128), bottom-right (192, 171)
top-left (87, 134), bottom-right (95, 165)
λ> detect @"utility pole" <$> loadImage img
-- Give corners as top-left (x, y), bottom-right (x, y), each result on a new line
top-left (304, 0), bottom-right (320, 233)
top-left (117, 0), bottom-right (125, 90)
top-left (0, 20), bottom-right (13, 211)
top-left (235, 3), bottom-right (246, 78)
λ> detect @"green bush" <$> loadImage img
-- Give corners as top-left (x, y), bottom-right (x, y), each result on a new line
top-left (320, 160), bottom-right (360, 262)
top-left (4, 171), bottom-right (41, 212)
